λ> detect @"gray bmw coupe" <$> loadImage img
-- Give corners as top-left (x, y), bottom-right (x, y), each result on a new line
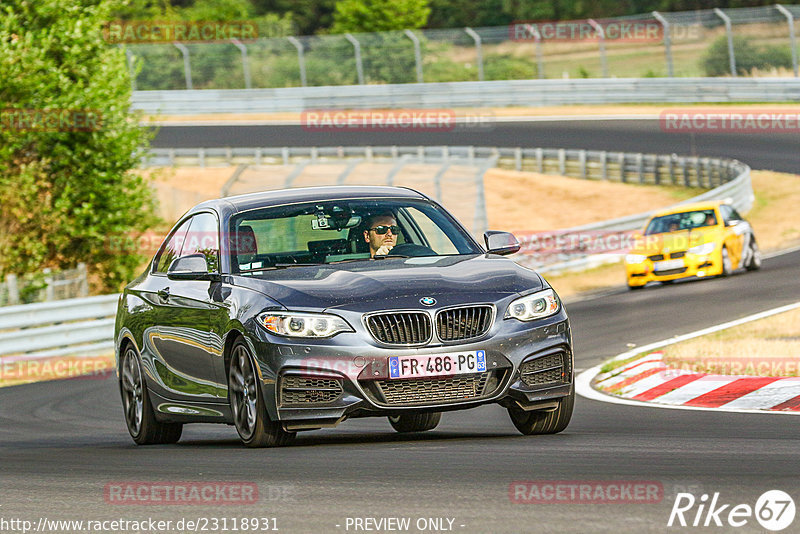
top-left (115, 186), bottom-right (574, 447)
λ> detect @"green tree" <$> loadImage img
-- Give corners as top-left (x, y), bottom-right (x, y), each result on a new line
top-left (331, 0), bottom-right (430, 33)
top-left (0, 0), bottom-right (157, 291)
top-left (702, 35), bottom-right (792, 76)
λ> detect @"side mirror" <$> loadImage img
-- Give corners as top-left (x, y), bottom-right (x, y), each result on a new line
top-left (726, 219), bottom-right (741, 227)
top-left (167, 254), bottom-right (220, 281)
top-left (484, 231), bottom-right (520, 256)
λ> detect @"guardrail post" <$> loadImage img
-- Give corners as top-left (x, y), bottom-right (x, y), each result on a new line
top-left (535, 148), bottom-right (543, 173)
top-left (653, 155), bottom-right (661, 184)
top-left (225, 147), bottom-right (232, 165)
top-left (404, 30), bottom-right (424, 83)
top-left (230, 39), bottom-right (252, 89)
top-left (514, 147), bottom-right (522, 171)
top-left (288, 36), bottom-right (307, 87)
top-left (681, 158), bottom-right (690, 186)
top-left (198, 148), bottom-right (206, 168)
top-left (345, 33), bottom-right (365, 85)
top-left (524, 24), bottom-right (545, 78)
top-left (281, 147), bottom-right (290, 165)
top-left (5, 274), bottom-right (19, 305)
top-left (168, 148), bottom-right (175, 166)
top-left (465, 28), bottom-right (484, 81)
top-left (776, 5), bottom-right (799, 77)
top-left (254, 148), bottom-right (262, 166)
top-left (557, 148), bottom-right (566, 175)
top-left (365, 146), bottom-right (373, 161)
top-left (173, 43), bottom-right (193, 90)
top-left (652, 12), bottom-right (674, 77)
top-left (714, 9), bottom-right (737, 77)
top-left (467, 146), bottom-right (475, 164)
top-left (588, 19), bottom-right (608, 77)
top-left (618, 153), bottom-right (626, 182)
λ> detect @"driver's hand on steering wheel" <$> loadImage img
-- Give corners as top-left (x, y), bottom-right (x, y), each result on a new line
top-left (376, 244), bottom-right (394, 256)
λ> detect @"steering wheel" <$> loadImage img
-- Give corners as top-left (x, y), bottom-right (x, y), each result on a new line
top-left (388, 243), bottom-right (437, 257)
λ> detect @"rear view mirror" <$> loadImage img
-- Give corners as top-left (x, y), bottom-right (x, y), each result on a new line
top-left (484, 231), bottom-right (521, 256)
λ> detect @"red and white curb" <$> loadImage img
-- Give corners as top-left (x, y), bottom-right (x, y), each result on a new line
top-left (576, 300), bottom-right (800, 415)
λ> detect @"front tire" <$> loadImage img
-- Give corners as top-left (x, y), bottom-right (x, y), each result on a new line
top-left (745, 240), bottom-right (762, 271)
top-left (228, 340), bottom-right (295, 448)
top-left (120, 345), bottom-right (182, 445)
top-left (720, 246), bottom-right (733, 277)
top-left (508, 388), bottom-right (574, 435)
top-left (388, 412), bottom-right (441, 433)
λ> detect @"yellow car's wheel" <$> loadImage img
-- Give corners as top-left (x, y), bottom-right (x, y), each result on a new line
top-left (720, 246), bottom-right (733, 277)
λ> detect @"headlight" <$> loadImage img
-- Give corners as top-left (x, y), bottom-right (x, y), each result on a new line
top-left (625, 254), bottom-right (647, 263)
top-left (259, 312), bottom-right (353, 338)
top-left (688, 242), bottom-right (715, 255)
top-left (505, 289), bottom-right (560, 321)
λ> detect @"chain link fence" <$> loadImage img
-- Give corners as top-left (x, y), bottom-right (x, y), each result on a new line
top-left (125, 5), bottom-right (800, 91)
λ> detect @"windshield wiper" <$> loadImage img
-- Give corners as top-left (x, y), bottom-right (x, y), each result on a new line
top-left (239, 263), bottom-right (323, 273)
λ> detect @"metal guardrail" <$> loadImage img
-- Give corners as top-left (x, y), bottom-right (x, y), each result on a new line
top-left (131, 78), bottom-right (800, 114)
top-left (0, 294), bottom-right (118, 360)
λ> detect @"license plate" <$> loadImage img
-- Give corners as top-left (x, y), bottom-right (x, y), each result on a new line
top-left (388, 351), bottom-right (486, 379)
top-left (654, 259), bottom-right (684, 271)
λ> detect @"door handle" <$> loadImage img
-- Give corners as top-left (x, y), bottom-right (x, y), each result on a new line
top-left (157, 287), bottom-right (170, 300)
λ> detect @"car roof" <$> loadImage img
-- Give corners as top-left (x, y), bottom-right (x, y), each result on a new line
top-left (651, 200), bottom-right (725, 218)
top-left (188, 185), bottom-right (428, 216)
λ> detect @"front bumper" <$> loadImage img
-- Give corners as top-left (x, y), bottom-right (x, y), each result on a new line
top-left (625, 249), bottom-right (722, 286)
top-left (248, 309), bottom-right (573, 431)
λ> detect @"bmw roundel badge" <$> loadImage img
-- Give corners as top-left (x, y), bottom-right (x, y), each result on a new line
top-left (420, 297), bottom-right (436, 306)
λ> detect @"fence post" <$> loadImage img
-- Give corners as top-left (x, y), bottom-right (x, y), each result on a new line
top-left (557, 148), bottom-right (566, 175)
top-left (514, 147), bottom-right (522, 171)
top-left (77, 263), bottom-right (89, 297)
top-left (653, 155), bottom-right (661, 184)
top-left (6, 274), bottom-right (19, 305)
top-left (652, 11), bottom-right (674, 77)
top-left (713, 9), bottom-right (737, 77)
top-left (288, 36), bottom-right (307, 87)
top-left (465, 28), bottom-right (484, 81)
top-left (524, 24), bottom-right (545, 79)
top-left (776, 5), bottom-right (798, 77)
top-left (636, 153), bottom-right (644, 183)
top-left (579, 150), bottom-right (587, 179)
top-left (43, 268), bottom-right (54, 302)
top-left (123, 46), bottom-right (137, 91)
top-left (535, 148), bottom-right (543, 173)
top-left (230, 39), bottom-right (252, 89)
top-left (600, 151), bottom-right (608, 180)
top-left (345, 33), bottom-right (365, 85)
top-left (619, 153), bottom-right (626, 182)
top-left (588, 19), bottom-right (608, 77)
top-left (173, 43), bottom-right (193, 89)
top-left (404, 30), bottom-right (424, 83)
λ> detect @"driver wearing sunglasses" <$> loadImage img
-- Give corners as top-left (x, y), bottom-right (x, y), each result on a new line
top-left (363, 213), bottom-right (399, 257)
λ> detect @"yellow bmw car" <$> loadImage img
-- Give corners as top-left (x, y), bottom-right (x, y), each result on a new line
top-left (625, 201), bottom-right (761, 289)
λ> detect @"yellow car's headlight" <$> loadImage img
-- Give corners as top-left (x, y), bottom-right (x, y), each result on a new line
top-left (625, 254), bottom-right (647, 264)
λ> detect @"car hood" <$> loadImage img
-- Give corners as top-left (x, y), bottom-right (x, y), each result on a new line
top-left (231, 254), bottom-right (544, 311)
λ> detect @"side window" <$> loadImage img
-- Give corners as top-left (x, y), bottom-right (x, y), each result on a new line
top-left (153, 218), bottom-right (192, 273)
top-left (182, 212), bottom-right (220, 273)
top-left (729, 207), bottom-right (743, 221)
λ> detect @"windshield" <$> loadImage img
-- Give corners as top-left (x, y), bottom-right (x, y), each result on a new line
top-left (228, 198), bottom-right (481, 273)
top-left (644, 209), bottom-right (718, 235)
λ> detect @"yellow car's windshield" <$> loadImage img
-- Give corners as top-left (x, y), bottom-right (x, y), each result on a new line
top-left (645, 209), bottom-right (718, 235)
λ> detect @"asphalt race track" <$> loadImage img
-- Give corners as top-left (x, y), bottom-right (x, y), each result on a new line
top-left (1, 120), bottom-right (799, 533)
top-left (152, 119), bottom-right (800, 174)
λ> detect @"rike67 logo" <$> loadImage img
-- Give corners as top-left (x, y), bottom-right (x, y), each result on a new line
top-left (668, 490), bottom-right (795, 531)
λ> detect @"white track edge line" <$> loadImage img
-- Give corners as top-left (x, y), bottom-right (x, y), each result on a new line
top-left (576, 299), bottom-right (800, 416)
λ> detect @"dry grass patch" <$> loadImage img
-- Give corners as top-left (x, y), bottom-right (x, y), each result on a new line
top-left (540, 261), bottom-right (624, 300)
top-left (661, 307), bottom-right (800, 377)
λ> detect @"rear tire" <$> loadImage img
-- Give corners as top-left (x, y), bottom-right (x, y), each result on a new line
top-left (228, 340), bottom-right (295, 448)
top-left (745, 240), bottom-right (761, 271)
top-left (388, 412), bottom-right (441, 433)
top-left (508, 388), bottom-right (574, 435)
top-left (120, 345), bottom-right (182, 445)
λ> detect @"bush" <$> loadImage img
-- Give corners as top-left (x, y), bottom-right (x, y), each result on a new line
top-left (0, 0), bottom-right (157, 291)
top-left (702, 35), bottom-right (793, 77)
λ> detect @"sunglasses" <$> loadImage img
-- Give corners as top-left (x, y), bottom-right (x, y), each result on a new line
top-left (368, 225), bottom-right (400, 235)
